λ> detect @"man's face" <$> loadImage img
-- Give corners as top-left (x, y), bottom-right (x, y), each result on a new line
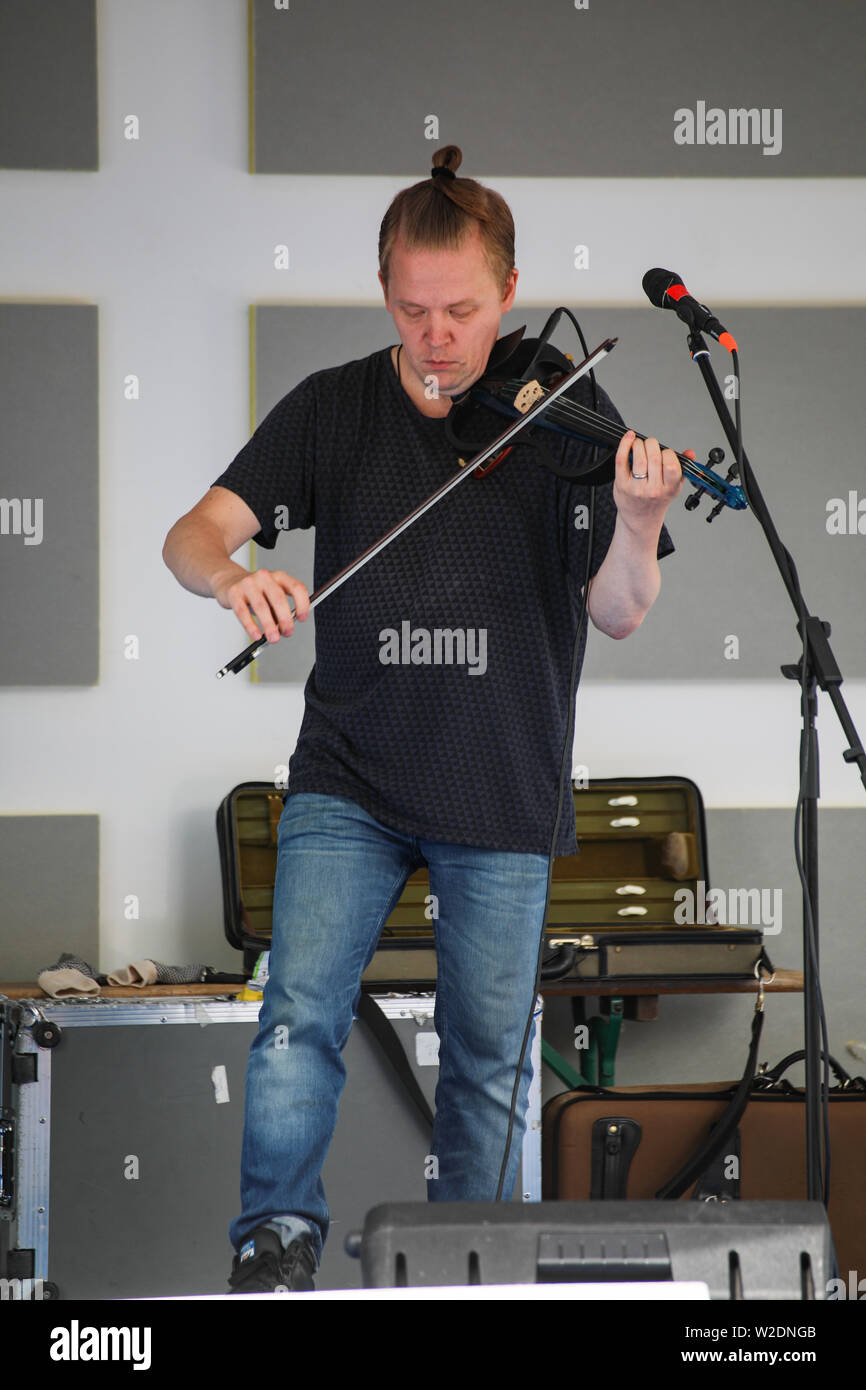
top-left (379, 226), bottom-right (517, 404)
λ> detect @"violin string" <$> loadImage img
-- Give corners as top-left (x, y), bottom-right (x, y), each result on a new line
top-left (523, 386), bottom-right (730, 498)
top-left (499, 378), bottom-right (625, 447)
top-left (500, 378), bottom-right (702, 472)
top-left (509, 382), bottom-right (645, 448)
top-left (473, 374), bottom-right (735, 501)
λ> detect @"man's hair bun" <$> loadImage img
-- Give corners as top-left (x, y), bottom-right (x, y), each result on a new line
top-left (431, 146), bottom-right (463, 178)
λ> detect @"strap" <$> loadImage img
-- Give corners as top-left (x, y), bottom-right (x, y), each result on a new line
top-left (656, 1006), bottom-right (764, 1200)
top-left (692, 1126), bottom-right (741, 1201)
top-left (356, 992), bottom-right (435, 1130)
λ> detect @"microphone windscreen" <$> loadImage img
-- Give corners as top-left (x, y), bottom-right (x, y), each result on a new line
top-left (642, 267), bottom-right (680, 308)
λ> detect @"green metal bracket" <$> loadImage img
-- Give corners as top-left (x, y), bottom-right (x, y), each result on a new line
top-left (540, 1037), bottom-right (587, 1089)
top-left (591, 998), bottom-right (624, 1088)
top-left (541, 997), bottom-right (625, 1090)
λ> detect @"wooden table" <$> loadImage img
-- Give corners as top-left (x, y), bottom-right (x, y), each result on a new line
top-left (1, 970), bottom-right (804, 1089)
top-left (0, 983), bottom-right (246, 999)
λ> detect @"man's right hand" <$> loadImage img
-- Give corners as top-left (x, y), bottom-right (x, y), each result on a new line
top-left (211, 564), bottom-right (311, 645)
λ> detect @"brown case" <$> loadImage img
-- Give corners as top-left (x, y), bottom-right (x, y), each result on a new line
top-left (542, 1058), bottom-right (866, 1283)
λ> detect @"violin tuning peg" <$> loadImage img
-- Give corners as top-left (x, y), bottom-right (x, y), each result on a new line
top-left (706, 498), bottom-right (726, 523)
top-left (684, 490), bottom-right (703, 511)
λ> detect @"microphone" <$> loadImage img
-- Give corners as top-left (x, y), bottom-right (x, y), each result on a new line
top-left (642, 268), bottom-right (737, 353)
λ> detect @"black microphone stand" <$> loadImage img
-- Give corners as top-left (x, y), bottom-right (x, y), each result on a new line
top-left (684, 327), bottom-right (866, 1204)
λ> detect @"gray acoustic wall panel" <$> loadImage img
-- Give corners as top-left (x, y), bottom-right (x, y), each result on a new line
top-left (0, 0), bottom-right (98, 171)
top-left (0, 303), bottom-right (99, 685)
top-left (250, 0), bottom-right (866, 176)
top-left (245, 304), bottom-right (866, 684)
top-left (0, 815), bottom-right (99, 983)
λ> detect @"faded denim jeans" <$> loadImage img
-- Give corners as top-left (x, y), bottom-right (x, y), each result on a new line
top-left (229, 793), bottom-right (550, 1265)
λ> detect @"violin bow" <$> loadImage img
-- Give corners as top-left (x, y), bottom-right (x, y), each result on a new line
top-left (216, 336), bottom-right (617, 678)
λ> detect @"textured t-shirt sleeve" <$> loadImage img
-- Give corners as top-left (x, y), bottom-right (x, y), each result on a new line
top-left (210, 375), bottom-right (317, 549)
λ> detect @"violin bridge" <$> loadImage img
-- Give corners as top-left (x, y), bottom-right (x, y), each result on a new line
top-left (513, 379), bottom-right (545, 414)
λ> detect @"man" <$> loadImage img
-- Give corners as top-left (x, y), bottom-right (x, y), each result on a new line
top-left (162, 146), bottom-right (689, 1293)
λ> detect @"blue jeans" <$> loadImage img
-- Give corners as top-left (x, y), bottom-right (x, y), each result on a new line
top-left (229, 793), bottom-right (550, 1266)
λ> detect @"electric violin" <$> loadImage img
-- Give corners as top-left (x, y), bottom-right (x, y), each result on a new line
top-left (445, 306), bottom-right (747, 516)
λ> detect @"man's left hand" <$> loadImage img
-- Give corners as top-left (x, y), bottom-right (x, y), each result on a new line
top-left (613, 429), bottom-right (692, 530)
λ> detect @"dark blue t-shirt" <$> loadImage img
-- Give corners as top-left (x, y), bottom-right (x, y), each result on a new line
top-left (212, 346), bottom-right (674, 854)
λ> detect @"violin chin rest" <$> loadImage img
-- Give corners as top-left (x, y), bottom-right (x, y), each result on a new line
top-left (485, 324), bottom-right (526, 372)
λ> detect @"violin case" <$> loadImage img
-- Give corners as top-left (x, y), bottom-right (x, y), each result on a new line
top-left (216, 775), bottom-right (765, 986)
top-left (541, 1049), bottom-right (866, 1291)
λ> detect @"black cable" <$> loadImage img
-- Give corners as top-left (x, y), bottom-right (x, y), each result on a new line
top-left (494, 311), bottom-right (600, 1200)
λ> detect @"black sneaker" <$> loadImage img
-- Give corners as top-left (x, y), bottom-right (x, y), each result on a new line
top-left (228, 1226), bottom-right (317, 1293)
